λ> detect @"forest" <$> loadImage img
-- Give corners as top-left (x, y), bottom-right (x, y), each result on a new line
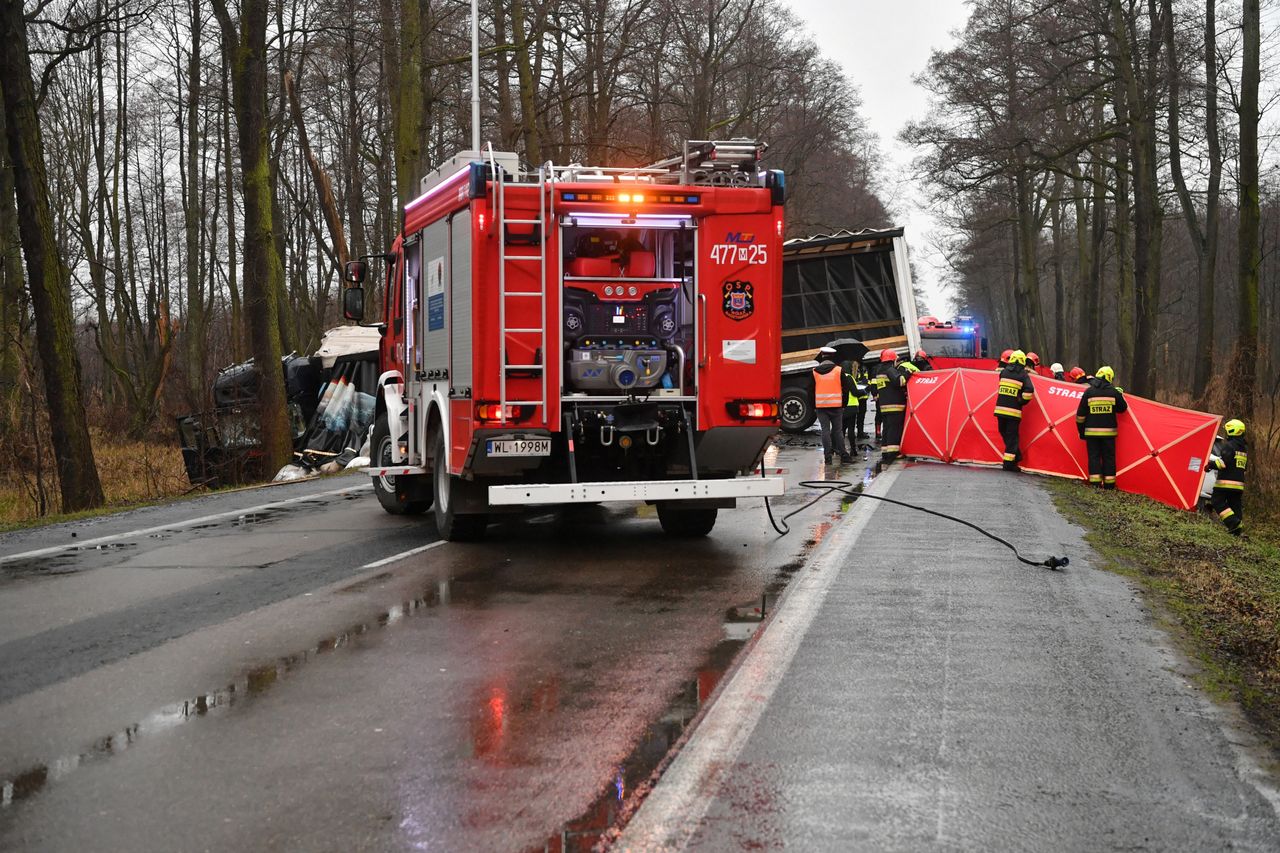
top-left (908, 1), bottom-right (1274, 414)
top-left (0, 0), bottom-right (887, 520)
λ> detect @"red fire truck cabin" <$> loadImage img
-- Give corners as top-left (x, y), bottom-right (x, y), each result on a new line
top-left (351, 141), bottom-right (787, 540)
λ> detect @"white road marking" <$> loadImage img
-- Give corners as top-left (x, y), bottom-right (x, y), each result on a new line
top-left (359, 540), bottom-right (445, 569)
top-left (616, 465), bottom-right (903, 852)
top-left (0, 483), bottom-right (374, 565)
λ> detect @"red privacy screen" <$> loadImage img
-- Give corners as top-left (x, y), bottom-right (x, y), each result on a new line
top-left (900, 368), bottom-right (1221, 510)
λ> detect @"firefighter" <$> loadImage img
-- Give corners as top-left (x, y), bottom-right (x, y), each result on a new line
top-left (869, 352), bottom-right (893, 444)
top-left (812, 347), bottom-right (854, 465)
top-left (994, 349), bottom-right (1035, 471)
top-left (1075, 365), bottom-right (1128, 488)
top-left (998, 349), bottom-right (1013, 371)
top-left (853, 361), bottom-right (871, 439)
top-left (842, 360), bottom-right (861, 452)
top-left (910, 349), bottom-right (934, 371)
top-left (1026, 352), bottom-right (1042, 374)
top-left (1069, 366), bottom-right (1088, 384)
top-left (1051, 362), bottom-right (1065, 381)
top-left (1207, 419), bottom-right (1247, 536)
top-left (875, 349), bottom-right (908, 464)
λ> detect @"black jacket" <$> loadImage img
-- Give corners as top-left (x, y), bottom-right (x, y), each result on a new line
top-left (1209, 435), bottom-right (1247, 490)
top-left (994, 364), bottom-right (1034, 419)
top-left (873, 364), bottom-right (908, 413)
top-left (1075, 378), bottom-right (1128, 438)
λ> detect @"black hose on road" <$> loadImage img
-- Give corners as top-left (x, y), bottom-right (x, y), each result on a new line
top-left (764, 477), bottom-right (1069, 571)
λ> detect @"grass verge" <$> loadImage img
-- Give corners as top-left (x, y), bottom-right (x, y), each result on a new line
top-left (1048, 479), bottom-right (1280, 752)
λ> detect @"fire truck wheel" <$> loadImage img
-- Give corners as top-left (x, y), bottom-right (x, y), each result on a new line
top-left (656, 504), bottom-right (718, 537)
top-left (371, 414), bottom-right (431, 515)
top-left (780, 384), bottom-right (816, 434)
top-left (432, 430), bottom-right (488, 541)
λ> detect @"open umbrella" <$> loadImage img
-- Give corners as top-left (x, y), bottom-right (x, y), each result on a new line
top-left (825, 337), bottom-right (868, 364)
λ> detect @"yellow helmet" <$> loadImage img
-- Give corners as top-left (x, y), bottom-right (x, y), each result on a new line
top-left (1095, 365), bottom-right (1114, 382)
top-left (1008, 349), bottom-right (1027, 365)
top-left (1224, 418), bottom-right (1246, 437)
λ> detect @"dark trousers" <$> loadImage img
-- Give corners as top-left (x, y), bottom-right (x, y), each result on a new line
top-left (843, 405), bottom-right (860, 449)
top-left (1085, 436), bottom-right (1117, 486)
top-left (880, 411), bottom-right (904, 464)
top-left (997, 415), bottom-right (1021, 470)
top-left (855, 397), bottom-right (869, 435)
top-left (815, 408), bottom-right (847, 460)
top-left (1210, 488), bottom-right (1244, 534)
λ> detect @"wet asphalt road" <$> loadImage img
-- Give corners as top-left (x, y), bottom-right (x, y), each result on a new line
top-left (0, 435), bottom-right (852, 850)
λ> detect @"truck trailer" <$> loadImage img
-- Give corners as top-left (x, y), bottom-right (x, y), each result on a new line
top-left (342, 141), bottom-right (787, 541)
top-left (776, 228), bottom-right (920, 432)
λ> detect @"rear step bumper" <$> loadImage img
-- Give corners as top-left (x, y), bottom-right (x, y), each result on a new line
top-left (488, 476), bottom-right (785, 506)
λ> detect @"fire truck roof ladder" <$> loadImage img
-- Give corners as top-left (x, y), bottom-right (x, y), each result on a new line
top-left (491, 144), bottom-right (549, 423)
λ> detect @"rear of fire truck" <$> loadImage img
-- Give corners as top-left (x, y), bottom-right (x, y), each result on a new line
top-left (346, 140), bottom-right (787, 541)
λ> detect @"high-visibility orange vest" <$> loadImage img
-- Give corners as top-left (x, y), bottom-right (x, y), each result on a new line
top-left (813, 368), bottom-right (843, 409)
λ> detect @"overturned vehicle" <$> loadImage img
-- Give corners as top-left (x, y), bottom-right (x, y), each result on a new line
top-left (175, 326), bottom-right (380, 487)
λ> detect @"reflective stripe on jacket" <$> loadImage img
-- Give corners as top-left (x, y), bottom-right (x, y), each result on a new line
top-left (813, 368), bottom-right (843, 409)
top-left (995, 366), bottom-right (1033, 419)
top-left (1210, 435), bottom-right (1247, 490)
top-left (1076, 378), bottom-right (1128, 437)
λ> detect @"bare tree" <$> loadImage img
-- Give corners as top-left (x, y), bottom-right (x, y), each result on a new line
top-left (0, 0), bottom-right (104, 511)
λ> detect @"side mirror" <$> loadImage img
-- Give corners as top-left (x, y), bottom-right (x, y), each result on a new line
top-left (344, 260), bottom-right (367, 284)
top-left (343, 286), bottom-right (365, 322)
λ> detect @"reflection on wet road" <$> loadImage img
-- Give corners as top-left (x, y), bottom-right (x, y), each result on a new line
top-left (0, 434), bottom-right (850, 850)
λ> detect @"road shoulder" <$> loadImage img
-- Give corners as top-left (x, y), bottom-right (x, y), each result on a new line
top-left (618, 462), bottom-right (1280, 851)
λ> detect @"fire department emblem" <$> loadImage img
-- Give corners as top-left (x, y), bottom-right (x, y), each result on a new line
top-left (722, 280), bottom-right (754, 321)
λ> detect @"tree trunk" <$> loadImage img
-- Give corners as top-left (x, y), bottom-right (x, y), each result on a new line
top-left (0, 87), bottom-right (24, 404)
top-left (1049, 171), bottom-right (1066, 358)
top-left (1013, 166), bottom-right (1048, 351)
top-left (0, 0), bottom-right (104, 511)
top-left (1229, 0), bottom-right (1260, 418)
top-left (510, 0), bottom-right (542, 164)
top-left (211, 0), bottom-right (294, 474)
top-left (1166, 0), bottom-right (1220, 399)
top-left (184, 0), bottom-right (205, 407)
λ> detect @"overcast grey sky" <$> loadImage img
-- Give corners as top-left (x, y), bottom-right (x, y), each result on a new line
top-left (787, 0), bottom-right (972, 315)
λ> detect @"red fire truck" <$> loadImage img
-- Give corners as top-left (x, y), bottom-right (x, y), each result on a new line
top-left (917, 315), bottom-right (987, 360)
top-left (342, 141), bottom-right (787, 541)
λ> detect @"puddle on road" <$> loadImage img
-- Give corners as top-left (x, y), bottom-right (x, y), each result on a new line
top-left (1, 455), bottom-right (876, 846)
top-left (532, 607), bottom-right (768, 853)
top-left (0, 543), bottom-right (137, 584)
top-left (0, 578), bottom-right (453, 810)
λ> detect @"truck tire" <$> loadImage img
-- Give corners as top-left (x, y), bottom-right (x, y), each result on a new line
top-left (657, 504), bottom-right (717, 537)
top-left (780, 384), bottom-right (816, 433)
top-left (371, 413), bottom-right (431, 515)
top-left (432, 429), bottom-right (488, 541)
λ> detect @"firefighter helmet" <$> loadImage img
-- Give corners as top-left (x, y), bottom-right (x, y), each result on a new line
top-left (1026, 352), bottom-right (1041, 367)
top-left (1068, 366), bottom-right (1086, 380)
top-left (1050, 362), bottom-right (1064, 374)
top-left (1000, 349), bottom-right (1013, 364)
top-left (1008, 350), bottom-right (1027, 365)
top-left (880, 349), bottom-right (897, 363)
top-left (915, 349), bottom-right (928, 360)
top-left (1096, 365), bottom-right (1115, 382)
top-left (1224, 418), bottom-right (1246, 437)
